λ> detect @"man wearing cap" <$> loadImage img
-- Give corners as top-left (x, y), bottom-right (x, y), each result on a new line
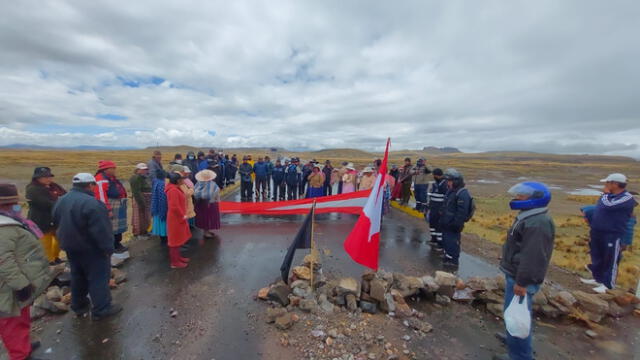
top-left (238, 156), bottom-right (254, 201)
top-left (129, 163), bottom-right (152, 237)
top-left (0, 183), bottom-right (51, 360)
top-left (94, 160), bottom-right (129, 260)
top-left (25, 166), bottom-right (67, 264)
top-left (581, 173), bottom-right (637, 293)
top-left (426, 168), bottom-right (447, 250)
top-left (412, 158), bottom-right (432, 212)
top-left (147, 150), bottom-right (164, 181)
top-left (52, 174), bottom-right (122, 320)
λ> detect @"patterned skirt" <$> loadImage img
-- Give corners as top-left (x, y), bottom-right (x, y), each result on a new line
top-left (131, 193), bottom-right (152, 236)
top-left (307, 186), bottom-right (324, 198)
top-left (109, 198), bottom-right (128, 235)
top-left (195, 200), bottom-right (221, 230)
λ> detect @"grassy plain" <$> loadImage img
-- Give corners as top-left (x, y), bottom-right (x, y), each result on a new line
top-left (1, 147), bottom-right (639, 289)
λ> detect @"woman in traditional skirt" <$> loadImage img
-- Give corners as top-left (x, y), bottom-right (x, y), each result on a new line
top-left (341, 163), bottom-right (357, 194)
top-left (130, 163), bottom-right (152, 236)
top-left (359, 167), bottom-right (376, 191)
top-left (94, 160), bottom-right (129, 260)
top-left (306, 165), bottom-right (325, 198)
top-left (166, 172), bottom-right (191, 268)
top-left (193, 170), bottom-right (221, 239)
top-left (151, 169), bottom-right (168, 244)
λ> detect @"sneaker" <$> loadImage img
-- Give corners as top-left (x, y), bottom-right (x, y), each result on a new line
top-left (112, 251), bottom-right (130, 260)
top-left (92, 304), bottom-right (123, 321)
top-left (592, 284), bottom-right (608, 294)
top-left (580, 278), bottom-right (599, 285)
top-left (110, 255), bottom-right (125, 267)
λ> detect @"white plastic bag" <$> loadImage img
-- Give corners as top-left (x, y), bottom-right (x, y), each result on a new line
top-left (504, 294), bottom-right (531, 339)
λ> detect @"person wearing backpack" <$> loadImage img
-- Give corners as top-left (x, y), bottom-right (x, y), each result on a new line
top-left (438, 168), bottom-right (474, 266)
top-left (494, 182), bottom-right (555, 360)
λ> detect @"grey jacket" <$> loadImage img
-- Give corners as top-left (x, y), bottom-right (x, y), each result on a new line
top-left (500, 207), bottom-right (555, 287)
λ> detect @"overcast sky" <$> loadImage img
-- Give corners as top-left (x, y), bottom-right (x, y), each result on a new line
top-left (1, 1), bottom-right (638, 156)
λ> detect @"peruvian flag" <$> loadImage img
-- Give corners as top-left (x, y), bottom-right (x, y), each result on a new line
top-left (343, 138), bottom-right (390, 270)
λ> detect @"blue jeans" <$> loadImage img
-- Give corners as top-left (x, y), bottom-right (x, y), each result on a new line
top-left (504, 274), bottom-right (540, 360)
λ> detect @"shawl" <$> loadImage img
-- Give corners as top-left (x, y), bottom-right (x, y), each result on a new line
top-left (0, 210), bottom-right (43, 238)
top-left (194, 180), bottom-right (220, 204)
top-left (151, 178), bottom-right (168, 221)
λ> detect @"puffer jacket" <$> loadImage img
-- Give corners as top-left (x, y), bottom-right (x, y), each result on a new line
top-left (0, 215), bottom-right (51, 317)
top-left (500, 207), bottom-right (555, 287)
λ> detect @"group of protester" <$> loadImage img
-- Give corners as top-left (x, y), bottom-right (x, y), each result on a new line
top-left (0, 145), bottom-right (636, 360)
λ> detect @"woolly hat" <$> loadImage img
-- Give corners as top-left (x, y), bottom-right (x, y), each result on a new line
top-left (0, 183), bottom-right (19, 205)
top-left (32, 166), bottom-right (54, 179)
top-left (98, 160), bottom-right (116, 171)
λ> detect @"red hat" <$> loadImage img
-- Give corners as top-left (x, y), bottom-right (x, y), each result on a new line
top-left (98, 160), bottom-right (117, 171)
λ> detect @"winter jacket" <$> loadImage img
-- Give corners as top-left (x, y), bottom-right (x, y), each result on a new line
top-left (272, 165), bottom-right (285, 184)
top-left (165, 183), bottom-right (191, 247)
top-left (239, 163), bottom-right (254, 183)
top-left (0, 215), bottom-right (52, 317)
top-left (439, 187), bottom-right (472, 232)
top-left (129, 174), bottom-right (151, 207)
top-left (253, 161), bottom-right (268, 178)
top-left (52, 187), bottom-right (114, 255)
top-left (265, 161), bottom-right (274, 176)
top-left (500, 207), bottom-right (555, 287)
top-left (183, 152), bottom-right (200, 178)
top-left (581, 204), bottom-right (636, 246)
top-left (413, 165), bottom-right (432, 185)
top-left (147, 158), bottom-right (164, 180)
top-left (322, 166), bottom-right (333, 185)
top-left (590, 191), bottom-right (638, 235)
top-left (25, 181), bottom-right (66, 233)
top-left (285, 164), bottom-right (300, 185)
top-left (94, 172), bottom-right (127, 212)
top-left (427, 179), bottom-right (448, 212)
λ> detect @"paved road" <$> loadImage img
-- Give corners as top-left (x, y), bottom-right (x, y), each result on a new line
top-left (23, 190), bottom-right (636, 360)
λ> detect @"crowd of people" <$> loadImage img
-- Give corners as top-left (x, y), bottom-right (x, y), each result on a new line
top-left (0, 146), bottom-right (636, 360)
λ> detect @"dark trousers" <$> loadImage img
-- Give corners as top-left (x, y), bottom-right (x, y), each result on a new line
top-left (255, 177), bottom-right (267, 196)
top-left (401, 181), bottom-right (412, 204)
top-left (241, 181), bottom-right (253, 200)
top-left (266, 175), bottom-right (272, 192)
top-left (589, 229), bottom-right (622, 288)
top-left (67, 250), bottom-right (112, 316)
top-left (338, 181), bottom-right (343, 194)
top-left (114, 233), bottom-right (123, 250)
top-left (323, 183), bottom-right (332, 196)
top-left (427, 210), bottom-right (443, 246)
top-left (442, 230), bottom-right (461, 264)
top-left (414, 184), bottom-right (428, 211)
top-left (287, 183), bottom-right (298, 200)
top-left (272, 181), bottom-right (285, 200)
top-left (299, 180), bottom-right (306, 196)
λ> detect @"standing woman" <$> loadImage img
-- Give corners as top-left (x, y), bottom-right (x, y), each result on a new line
top-left (25, 166), bottom-right (67, 264)
top-left (341, 163), bottom-right (357, 194)
top-left (150, 169), bottom-right (168, 244)
top-left (129, 163), bottom-right (152, 237)
top-left (94, 160), bottom-right (129, 259)
top-left (306, 165), bottom-right (325, 198)
top-left (165, 173), bottom-right (191, 269)
top-left (181, 166), bottom-right (197, 228)
top-left (193, 170), bottom-right (221, 239)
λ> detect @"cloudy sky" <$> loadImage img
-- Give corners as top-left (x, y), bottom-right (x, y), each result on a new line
top-left (1, 1), bottom-right (638, 156)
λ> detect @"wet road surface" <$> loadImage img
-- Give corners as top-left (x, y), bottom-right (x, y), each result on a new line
top-left (26, 190), bottom-right (637, 359)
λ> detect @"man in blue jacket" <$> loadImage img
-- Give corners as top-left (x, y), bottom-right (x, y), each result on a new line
top-left (271, 159), bottom-right (286, 201)
top-left (426, 168), bottom-right (447, 250)
top-left (285, 158), bottom-right (301, 200)
top-left (253, 157), bottom-right (269, 199)
top-left (580, 173), bottom-right (637, 293)
top-left (238, 156), bottom-right (254, 201)
top-left (438, 169), bottom-right (473, 267)
top-left (265, 156), bottom-right (274, 198)
top-left (52, 173), bottom-right (122, 320)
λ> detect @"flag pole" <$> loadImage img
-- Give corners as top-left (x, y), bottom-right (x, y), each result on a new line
top-left (310, 199), bottom-right (317, 290)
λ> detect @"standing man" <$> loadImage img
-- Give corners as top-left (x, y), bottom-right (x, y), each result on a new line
top-left (0, 183), bottom-right (51, 360)
top-left (271, 159), bottom-right (286, 201)
top-left (238, 156), bottom-right (254, 201)
top-left (494, 182), bottom-right (555, 360)
top-left (322, 160), bottom-right (334, 196)
top-left (580, 173), bottom-right (637, 293)
top-left (413, 158), bottom-right (431, 212)
top-left (285, 158), bottom-right (301, 200)
top-left (265, 156), bottom-right (274, 198)
top-left (52, 173), bottom-right (122, 320)
top-left (426, 168), bottom-right (447, 250)
top-left (147, 150), bottom-right (164, 181)
top-left (253, 157), bottom-right (268, 199)
top-left (438, 168), bottom-right (473, 267)
top-left (398, 158), bottom-right (414, 205)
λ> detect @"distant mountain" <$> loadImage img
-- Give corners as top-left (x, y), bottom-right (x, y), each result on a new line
top-left (422, 146), bottom-right (462, 154)
top-left (1, 143), bottom-right (139, 151)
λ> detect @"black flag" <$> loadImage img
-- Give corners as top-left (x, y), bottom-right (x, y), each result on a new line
top-left (280, 203), bottom-right (315, 284)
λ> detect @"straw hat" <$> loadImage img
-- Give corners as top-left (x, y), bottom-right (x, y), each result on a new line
top-left (195, 169), bottom-right (217, 182)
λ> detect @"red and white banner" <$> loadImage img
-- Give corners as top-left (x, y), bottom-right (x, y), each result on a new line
top-left (219, 190), bottom-right (371, 215)
top-left (343, 138), bottom-right (390, 270)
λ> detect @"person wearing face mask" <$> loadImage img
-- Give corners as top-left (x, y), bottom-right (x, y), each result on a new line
top-left (52, 174), bottom-right (122, 321)
top-left (25, 166), bottom-right (67, 265)
top-left (183, 151), bottom-right (199, 180)
top-left (0, 183), bottom-right (51, 360)
top-left (494, 182), bottom-right (555, 360)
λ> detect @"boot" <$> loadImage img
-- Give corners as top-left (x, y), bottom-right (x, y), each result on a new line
top-left (169, 247), bottom-right (188, 269)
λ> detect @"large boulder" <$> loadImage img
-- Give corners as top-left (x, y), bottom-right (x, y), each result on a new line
top-left (336, 277), bottom-right (360, 297)
top-left (393, 273), bottom-right (423, 297)
top-left (573, 291), bottom-right (609, 315)
top-left (268, 282), bottom-right (292, 307)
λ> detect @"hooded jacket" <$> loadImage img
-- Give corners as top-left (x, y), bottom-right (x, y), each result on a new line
top-left (439, 186), bottom-right (472, 232)
top-left (500, 207), bottom-right (555, 287)
top-left (590, 191), bottom-right (637, 235)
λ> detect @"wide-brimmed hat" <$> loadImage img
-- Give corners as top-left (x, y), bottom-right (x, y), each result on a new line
top-left (98, 160), bottom-right (116, 171)
top-left (363, 167), bottom-right (374, 173)
top-left (195, 169), bottom-right (217, 182)
top-left (135, 163), bottom-right (148, 170)
top-left (33, 166), bottom-right (54, 178)
top-left (0, 183), bottom-right (19, 205)
top-left (345, 163), bottom-right (355, 170)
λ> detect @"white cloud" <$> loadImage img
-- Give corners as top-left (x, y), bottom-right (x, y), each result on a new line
top-left (0, 0), bottom-right (638, 157)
